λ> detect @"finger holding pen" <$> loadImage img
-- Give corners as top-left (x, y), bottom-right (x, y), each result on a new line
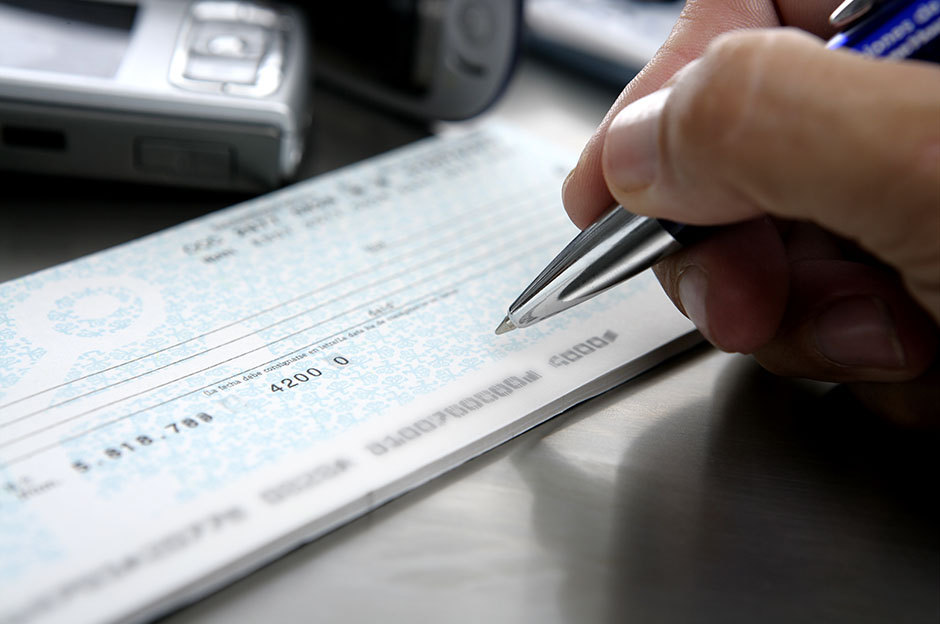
top-left (561, 0), bottom-right (841, 230)
top-left (561, 1), bottom-right (845, 359)
top-left (562, 2), bottom-right (940, 422)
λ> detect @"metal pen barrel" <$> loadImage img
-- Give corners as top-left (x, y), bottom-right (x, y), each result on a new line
top-left (497, 206), bottom-right (682, 332)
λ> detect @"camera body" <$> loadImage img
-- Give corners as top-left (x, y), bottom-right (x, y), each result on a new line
top-left (309, 1), bottom-right (521, 121)
top-left (0, 0), bottom-right (310, 191)
top-left (0, 0), bottom-right (521, 191)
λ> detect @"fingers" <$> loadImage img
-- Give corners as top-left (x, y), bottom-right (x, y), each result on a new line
top-left (750, 259), bottom-right (939, 383)
top-left (561, 0), bottom-right (785, 229)
top-left (602, 29), bottom-right (940, 321)
top-left (652, 217), bottom-right (789, 354)
top-left (849, 363), bottom-right (940, 427)
top-left (653, 215), bottom-right (938, 384)
top-left (774, 0), bottom-right (842, 36)
top-left (655, 223), bottom-right (939, 383)
top-left (560, 3), bottom-right (938, 415)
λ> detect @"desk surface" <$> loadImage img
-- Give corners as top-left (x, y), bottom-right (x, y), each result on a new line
top-left (3, 56), bottom-right (938, 624)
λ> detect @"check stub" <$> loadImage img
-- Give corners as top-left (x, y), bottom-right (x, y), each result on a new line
top-left (0, 123), bottom-right (695, 624)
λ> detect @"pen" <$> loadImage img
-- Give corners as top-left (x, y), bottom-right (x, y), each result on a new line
top-left (495, 0), bottom-right (940, 335)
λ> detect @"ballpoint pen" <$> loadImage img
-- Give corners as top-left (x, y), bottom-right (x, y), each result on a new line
top-left (495, 0), bottom-right (940, 335)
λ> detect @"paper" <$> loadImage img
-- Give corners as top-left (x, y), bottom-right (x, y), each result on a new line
top-left (0, 123), bottom-right (696, 624)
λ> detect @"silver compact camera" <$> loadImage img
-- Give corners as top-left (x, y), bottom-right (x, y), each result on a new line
top-left (0, 0), bottom-right (309, 191)
top-left (0, 0), bottom-right (522, 191)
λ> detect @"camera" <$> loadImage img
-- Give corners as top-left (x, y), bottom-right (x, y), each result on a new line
top-left (0, 0), bottom-right (521, 191)
top-left (309, 1), bottom-right (521, 121)
top-left (0, 0), bottom-right (310, 191)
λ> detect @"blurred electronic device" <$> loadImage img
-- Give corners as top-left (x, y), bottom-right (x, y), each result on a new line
top-left (0, 0), bottom-right (310, 191)
top-left (0, 0), bottom-right (522, 191)
top-left (525, 0), bottom-right (684, 83)
top-left (308, 1), bottom-right (522, 121)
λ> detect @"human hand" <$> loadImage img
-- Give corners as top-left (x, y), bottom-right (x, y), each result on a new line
top-left (562, 1), bottom-right (940, 423)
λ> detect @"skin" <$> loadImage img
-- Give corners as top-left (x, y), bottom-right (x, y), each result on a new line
top-left (562, 0), bottom-right (940, 424)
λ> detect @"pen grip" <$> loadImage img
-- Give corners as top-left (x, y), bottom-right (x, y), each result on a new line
top-left (657, 219), bottom-right (713, 247)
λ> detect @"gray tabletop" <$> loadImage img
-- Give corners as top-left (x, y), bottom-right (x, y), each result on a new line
top-left (3, 56), bottom-right (937, 624)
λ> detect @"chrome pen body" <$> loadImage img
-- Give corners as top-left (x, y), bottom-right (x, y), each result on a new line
top-left (495, 207), bottom-right (702, 334)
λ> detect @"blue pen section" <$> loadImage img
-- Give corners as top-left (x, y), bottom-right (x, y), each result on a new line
top-left (827, 0), bottom-right (940, 61)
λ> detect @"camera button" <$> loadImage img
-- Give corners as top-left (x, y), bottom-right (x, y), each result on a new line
top-left (184, 56), bottom-right (259, 84)
top-left (207, 34), bottom-right (248, 57)
top-left (191, 22), bottom-right (267, 60)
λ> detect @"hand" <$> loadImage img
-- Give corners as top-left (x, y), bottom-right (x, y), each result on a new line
top-left (562, 1), bottom-right (940, 423)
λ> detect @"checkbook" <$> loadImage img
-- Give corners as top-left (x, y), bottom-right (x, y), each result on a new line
top-left (0, 123), bottom-right (697, 624)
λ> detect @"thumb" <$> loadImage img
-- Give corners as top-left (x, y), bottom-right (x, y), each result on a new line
top-left (601, 28), bottom-right (940, 321)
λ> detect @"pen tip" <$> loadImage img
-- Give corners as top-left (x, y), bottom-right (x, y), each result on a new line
top-left (494, 316), bottom-right (516, 335)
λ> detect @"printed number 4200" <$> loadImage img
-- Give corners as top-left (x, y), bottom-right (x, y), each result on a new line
top-left (270, 357), bottom-right (348, 393)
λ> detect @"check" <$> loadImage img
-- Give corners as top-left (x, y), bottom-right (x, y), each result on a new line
top-left (0, 123), bottom-right (696, 624)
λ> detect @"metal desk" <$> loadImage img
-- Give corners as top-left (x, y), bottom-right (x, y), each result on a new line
top-left (3, 56), bottom-right (937, 624)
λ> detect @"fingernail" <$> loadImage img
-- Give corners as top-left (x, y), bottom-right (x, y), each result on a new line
top-left (603, 88), bottom-right (670, 192)
top-left (677, 266), bottom-right (713, 343)
top-left (814, 297), bottom-right (906, 369)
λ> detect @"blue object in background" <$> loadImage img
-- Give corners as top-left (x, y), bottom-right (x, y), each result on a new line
top-left (827, 0), bottom-right (940, 61)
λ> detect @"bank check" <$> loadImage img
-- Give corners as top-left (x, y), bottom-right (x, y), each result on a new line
top-left (0, 123), bottom-right (696, 624)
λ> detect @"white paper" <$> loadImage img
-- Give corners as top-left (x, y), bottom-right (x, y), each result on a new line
top-left (0, 123), bottom-right (696, 624)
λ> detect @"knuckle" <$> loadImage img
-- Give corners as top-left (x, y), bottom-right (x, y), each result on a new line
top-left (665, 30), bottom-right (811, 156)
top-left (666, 35), bottom-right (758, 152)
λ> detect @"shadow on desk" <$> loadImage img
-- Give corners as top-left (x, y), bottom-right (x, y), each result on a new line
top-left (518, 355), bottom-right (938, 624)
top-left (156, 347), bottom-right (938, 624)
